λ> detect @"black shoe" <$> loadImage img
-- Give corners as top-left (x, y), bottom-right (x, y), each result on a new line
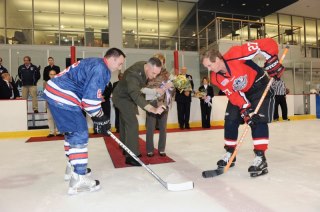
top-left (125, 157), bottom-right (141, 166)
top-left (185, 126), bottom-right (191, 129)
top-left (34, 110), bottom-right (39, 113)
top-left (56, 133), bottom-right (64, 137)
top-left (147, 152), bottom-right (154, 157)
top-left (158, 151), bottom-right (166, 157)
top-left (47, 134), bottom-right (54, 138)
top-left (179, 125), bottom-right (184, 130)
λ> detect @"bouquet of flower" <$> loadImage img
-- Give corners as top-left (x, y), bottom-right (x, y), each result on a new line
top-left (170, 74), bottom-right (192, 93)
top-left (193, 90), bottom-right (207, 98)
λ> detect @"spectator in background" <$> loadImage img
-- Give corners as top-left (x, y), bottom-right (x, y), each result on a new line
top-left (198, 76), bottom-right (214, 128)
top-left (43, 57), bottom-right (60, 89)
top-left (46, 70), bottom-right (63, 137)
top-left (112, 72), bottom-right (124, 133)
top-left (0, 72), bottom-right (20, 99)
top-left (18, 56), bottom-right (41, 113)
top-left (175, 66), bottom-right (194, 129)
top-left (98, 81), bottom-right (113, 134)
top-left (143, 53), bottom-right (174, 157)
top-left (272, 78), bottom-right (290, 121)
top-left (143, 68), bottom-right (174, 157)
top-left (0, 57), bottom-right (8, 76)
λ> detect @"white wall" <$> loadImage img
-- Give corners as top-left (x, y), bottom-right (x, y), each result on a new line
top-left (0, 99), bottom-right (28, 132)
top-left (1, 94), bottom-right (317, 133)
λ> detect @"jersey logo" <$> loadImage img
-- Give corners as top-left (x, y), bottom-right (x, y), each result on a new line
top-left (233, 75), bottom-right (248, 91)
top-left (97, 89), bottom-right (102, 98)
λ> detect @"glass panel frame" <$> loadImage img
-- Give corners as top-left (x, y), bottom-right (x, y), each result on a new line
top-left (34, 0), bottom-right (59, 30)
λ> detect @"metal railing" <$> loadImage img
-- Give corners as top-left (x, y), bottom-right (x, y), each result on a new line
top-left (198, 17), bottom-right (302, 49)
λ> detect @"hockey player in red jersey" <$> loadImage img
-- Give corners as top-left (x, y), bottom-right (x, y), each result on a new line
top-left (201, 38), bottom-right (285, 177)
top-left (44, 48), bottom-right (126, 194)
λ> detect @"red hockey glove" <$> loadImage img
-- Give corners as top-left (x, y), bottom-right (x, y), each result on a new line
top-left (92, 115), bottom-right (111, 135)
top-left (240, 108), bottom-right (260, 127)
top-left (264, 55), bottom-right (285, 79)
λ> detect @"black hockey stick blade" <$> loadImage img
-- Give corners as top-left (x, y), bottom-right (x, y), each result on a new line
top-left (202, 168), bottom-right (224, 178)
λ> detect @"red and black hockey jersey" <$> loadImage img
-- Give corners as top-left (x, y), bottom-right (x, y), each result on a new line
top-left (210, 38), bottom-right (279, 110)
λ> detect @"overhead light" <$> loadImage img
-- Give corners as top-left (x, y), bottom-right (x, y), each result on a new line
top-left (192, 32), bottom-right (196, 37)
top-left (242, 3), bottom-right (246, 6)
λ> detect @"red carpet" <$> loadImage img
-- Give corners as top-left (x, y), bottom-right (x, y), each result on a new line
top-left (25, 127), bottom-right (222, 168)
top-left (138, 126), bottom-right (224, 134)
top-left (103, 135), bottom-right (175, 168)
top-left (25, 133), bottom-right (104, 143)
top-left (25, 126), bottom-right (223, 143)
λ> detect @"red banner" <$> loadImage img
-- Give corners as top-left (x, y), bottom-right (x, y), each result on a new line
top-left (174, 50), bottom-right (179, 75)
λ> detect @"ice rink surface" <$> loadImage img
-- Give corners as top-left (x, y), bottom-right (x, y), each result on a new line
top-left (0, 119), bottom-right (319, 212)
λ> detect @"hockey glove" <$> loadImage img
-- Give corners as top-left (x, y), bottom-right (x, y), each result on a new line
top-left (264, 55), bottom-right (285, 79)
top-left (240, 108), bottom-right (260, 127)
top-left (92, 115), bottom-right (111, 135)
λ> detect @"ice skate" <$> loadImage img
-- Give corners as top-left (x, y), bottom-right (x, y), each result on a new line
top-left (248, 150), bottom-right (268, 177)
top-left (217, 147), bottom-right (236, 168)
top-left (64, 162), bottom-right (92, 181)
top-left (68, 172), bottom-right (100, 195)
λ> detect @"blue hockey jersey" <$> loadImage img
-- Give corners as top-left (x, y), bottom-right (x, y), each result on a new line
top-left (44, 58), bottom-right (111, 117)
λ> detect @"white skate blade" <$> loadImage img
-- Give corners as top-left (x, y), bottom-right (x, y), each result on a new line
top-left (68, 184), bottom-right (101, 195)
top-left (166, 181), bottom-right (194, 191)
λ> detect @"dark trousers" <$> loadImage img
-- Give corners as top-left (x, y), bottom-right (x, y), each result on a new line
top-left (118, 103), bottom-right (140, 156)
top-left (101, 100), bottom-right (111, 119)
top-left (200, 101), bottom-right (211, 128)
top-left (114, 106), bottom-right (120, 132)
top-left (146, 111), bottom-right (168, 153)
top-left (177, 101), bottom-right (191, 128)
top-left (274, 95), bottom-right (288, 120)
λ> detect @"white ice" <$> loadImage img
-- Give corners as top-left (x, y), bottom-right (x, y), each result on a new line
top-left (0, 119), bottom-right (319, 212)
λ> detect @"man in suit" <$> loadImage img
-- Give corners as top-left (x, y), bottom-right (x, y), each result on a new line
top-left (175, 66), bottom-right (194, 129)
top-left (0, 57), bottom-right (8, 76)
top-left (0, 73), bottom-right (20, 99)
top-left (112, 57), bottom-right (165, 166)
top-left (43, 57), bottom-right (60, 89)
top-left (100, 81), bottom-right (113, 133)
top-left (198, 76), bottom-right (214, 128)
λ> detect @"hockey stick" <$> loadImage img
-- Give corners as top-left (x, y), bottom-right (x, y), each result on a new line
top-left (202, 46), bottom-right (290, 178)
top-left (107, 131), bottom-right (194, 191)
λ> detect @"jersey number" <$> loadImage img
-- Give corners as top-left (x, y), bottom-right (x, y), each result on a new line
top-left (247, 42), bottom-right (259, 52)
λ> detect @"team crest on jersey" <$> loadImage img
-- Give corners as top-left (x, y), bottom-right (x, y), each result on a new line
top-left (233, 75), bottom-right (248, 91)
top-left (97, 89), bottom-right (102, 98)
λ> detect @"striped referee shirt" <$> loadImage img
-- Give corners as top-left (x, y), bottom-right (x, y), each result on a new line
top-left (271, 79), bottom-right (286, 95)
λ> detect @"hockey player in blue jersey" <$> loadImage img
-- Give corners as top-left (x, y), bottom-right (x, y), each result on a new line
top-left (43, 48), bottom-right (126, 195)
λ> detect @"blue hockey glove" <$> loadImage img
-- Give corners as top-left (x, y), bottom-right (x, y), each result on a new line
top-left (240, 108), bottom-right (260, 127)
top-left (92, 115), bottom-right (111, 135)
